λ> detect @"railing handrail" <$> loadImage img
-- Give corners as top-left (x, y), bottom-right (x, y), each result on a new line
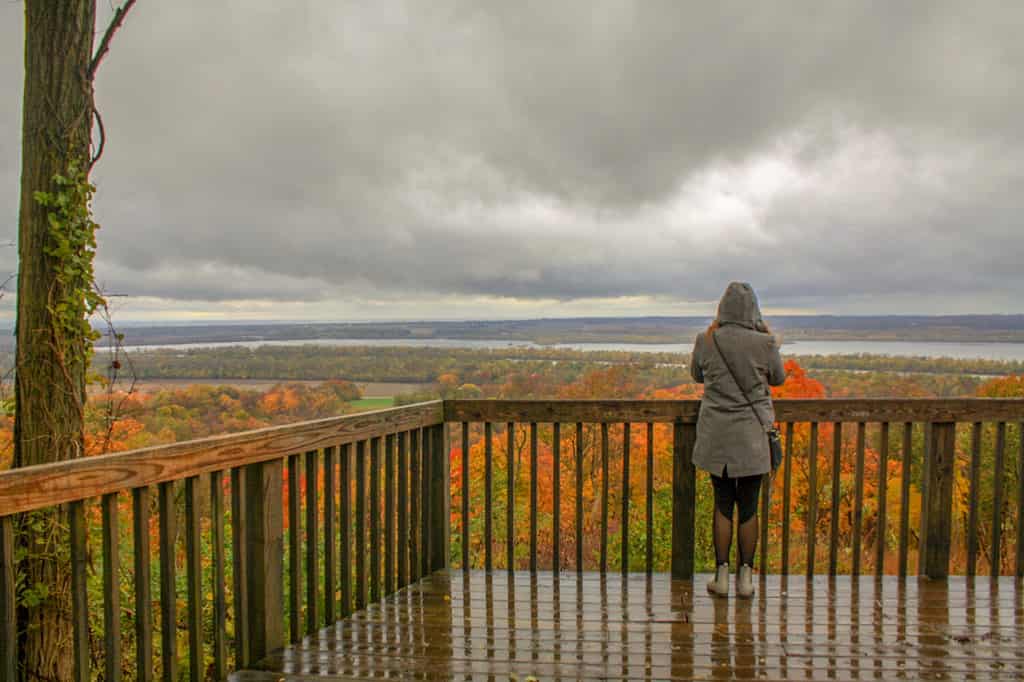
top-left (444, 396), bottom-right (1024, 581)
top-left (0, 400), bottom-right (444, 516)
top-left (446, 397), bottom-right (1024, 423)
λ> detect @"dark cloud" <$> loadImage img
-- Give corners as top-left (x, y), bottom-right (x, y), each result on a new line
top-left (1, 1), bottom-right (1022, 317)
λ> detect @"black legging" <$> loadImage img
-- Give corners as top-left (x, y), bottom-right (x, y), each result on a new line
top-left (710, 466), bottom-right (763, 567)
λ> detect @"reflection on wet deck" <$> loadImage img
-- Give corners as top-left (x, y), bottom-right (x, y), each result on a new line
top-left (233, 570), bottom-right (1024, 681)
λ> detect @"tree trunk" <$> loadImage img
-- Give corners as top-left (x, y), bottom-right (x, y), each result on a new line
top-left (15, 2), bottom-right (96, 680)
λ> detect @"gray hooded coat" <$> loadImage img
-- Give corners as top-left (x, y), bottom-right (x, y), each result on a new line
top-left (690, 283), bottom-right (786, 478)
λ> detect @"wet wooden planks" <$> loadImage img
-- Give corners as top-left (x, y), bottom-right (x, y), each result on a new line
top-left (233, 570), bottom-right (1024, 681)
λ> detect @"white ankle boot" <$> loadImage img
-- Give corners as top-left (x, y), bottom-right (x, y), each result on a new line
top-left (736, 564), bottom-right (754, 599)
top-left (706, 563), bottom-right (730, 597)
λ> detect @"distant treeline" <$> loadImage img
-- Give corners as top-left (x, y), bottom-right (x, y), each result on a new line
top-left (98, 345), bottom-right (692, 387)
top-left (788, 353), bottom-right (1024, 376)
top-left (108, 345), bottom-right (1024, 378)
top-left (1, 346), bottom-right (1020, 389)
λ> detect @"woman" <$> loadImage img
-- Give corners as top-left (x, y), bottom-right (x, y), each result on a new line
top-left (690, 282), bottom-right (785, 598)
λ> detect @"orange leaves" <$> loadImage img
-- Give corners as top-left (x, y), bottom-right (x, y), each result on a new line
top-left (0, 416), bottom-right (12, 470)
top-left (438, 373), bottom-right (460, 388)
top-left (648, 384), bottom-right (703, 400)
top-left (557, 366), bottom-right (639, 400)
top-left (977, 374), bottom-right (1024, 397)
top-left (0, 381), bottom-right (366, 466)
top-left (771, 359), bottom-right (826, 399)
top-left (84, 417), bottom-right (152, 455)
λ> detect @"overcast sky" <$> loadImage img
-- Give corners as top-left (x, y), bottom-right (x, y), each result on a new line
top-left (2, 2), bottom-right (1022, 321)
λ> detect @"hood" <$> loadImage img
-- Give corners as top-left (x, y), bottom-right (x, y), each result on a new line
top-left (716, 282), bottom-right (764, 330)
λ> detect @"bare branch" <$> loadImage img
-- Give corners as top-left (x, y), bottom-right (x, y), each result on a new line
top-left (88, 0), bottom-right (138, 81)
top-left (89, 105), bottom-right (105, 170)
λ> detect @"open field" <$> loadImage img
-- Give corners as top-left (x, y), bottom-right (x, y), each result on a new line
top-left (91, 378), bottom-right (427, 398)
top-left (348, 397), bottom-right (396, 410)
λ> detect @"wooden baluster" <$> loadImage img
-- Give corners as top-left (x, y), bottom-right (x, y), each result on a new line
top-left (618, 419), bottom-right (626, 573)
top-left (229, 469), bottom-right (248, 668)
top-left (420, 428), bottom-right (431, 578)
top-left (356, 440), bottom-right (367, 607)
top-left (918, 423), bottom-right (932, 576)
top-left (806, 422), bottom-right (818, 577)
top-left (671, 420), bottom-right (697, 580)
top-left (829, 422), bottom-right (842, 575)
top-left (646, 423), bottom-right (654, 575)
top-left (875, 423), bottom-right (889, 578)
top-left (530, 422), bottom-right (538, 573)
top-left (70, 500), bottom-right (88, 682)
top-left (759, 466), bottom-right (769, 575)
top-left (1016, 422), bottom-right (1024, 578)
top-left (484, 422), bottom-right (493, 572)
top-left (408, 428), bottom-right (420, 580)
top-left (428, 424), bottom-right (449, 572)
top-left (324, 445), bottom-right (336, 622)
top-left (992, 422), bottom-right (1007, 578)
top-left (898, 423), bottom-right (913, 579)
top-left (287, 453), bottom-right (302, 642)
top-left (306, 449), bottom-right (320, 633)
top-left (621, 423), bottom-right (630, 575)
top-left (0, 516), bottom-right (14, 682)
top-left (852, 422), bottom-right (866, 576)
top-left (461, 423), bottom-right (470, 571)
top-left (408, 429), bottom-right (420, 581)
top-left (339, 443), bottom-right (352, 616)
top-left (966, 422), bottom-right (982, 577)
top-left (185, 476), bottom-right (203, 681)
top-left (102, 493), bottom-right (122, 682)
top-left (385, 435), bottom-right (395, 594)
top-left (781, 422), bottom-right (793, 575)
top-left (600, 422), bottom-right (609, 574)
top-left (134, 487), bottom-right (155, 680)
top-left (209, 472), bottom-right (227, 680)
top-left (158, 481), bottom-right (178, 682)
top-left (396, 435), bottom-right (407, 589)
top-left (507, 422), bottom-right (516, 572)
top-left (370, 436), bottom-right (381, 602)
top-left (553, 423), bottom-right (561, 573)
top-left (576, 422), bottom-right (584, 572)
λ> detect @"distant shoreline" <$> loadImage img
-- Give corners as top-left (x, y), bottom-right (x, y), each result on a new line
top-left (91, 337), bottom-right (1024, 363)
top-left (6, 315), bottom-right (1024, 351)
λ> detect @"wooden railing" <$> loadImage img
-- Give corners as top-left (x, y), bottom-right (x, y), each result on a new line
top-left (445, 399), bottom-right (1024, 580)
top-left (0, 401), bottom-right (445, 682)
top-left (0, 397), bottom-right (1021, 680)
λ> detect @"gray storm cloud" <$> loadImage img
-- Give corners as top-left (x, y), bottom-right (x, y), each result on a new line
top-left (1, 1), bottom-right (1022, 316)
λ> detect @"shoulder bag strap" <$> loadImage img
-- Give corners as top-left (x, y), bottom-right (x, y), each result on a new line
top-left (711, 330), bottom-right (770, 433)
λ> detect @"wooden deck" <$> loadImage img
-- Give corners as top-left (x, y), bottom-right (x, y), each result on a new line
top-left (232, 570), bottom-right (1024, 681)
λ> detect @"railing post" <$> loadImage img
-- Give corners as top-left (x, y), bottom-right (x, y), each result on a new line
top-left (672, 420), bottom-right (696, 579)
top-left (244, 460), bottom-right (284, 662)
top-left (1, 516), bottom-right (16, 682)
top-left (428, 423), bottom-right (451, 572)
top-left (921, 422), bottom-right (955, 579)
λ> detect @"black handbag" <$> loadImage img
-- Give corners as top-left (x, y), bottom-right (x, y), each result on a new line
top-left (711, 331), bottom-right (783, 472)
